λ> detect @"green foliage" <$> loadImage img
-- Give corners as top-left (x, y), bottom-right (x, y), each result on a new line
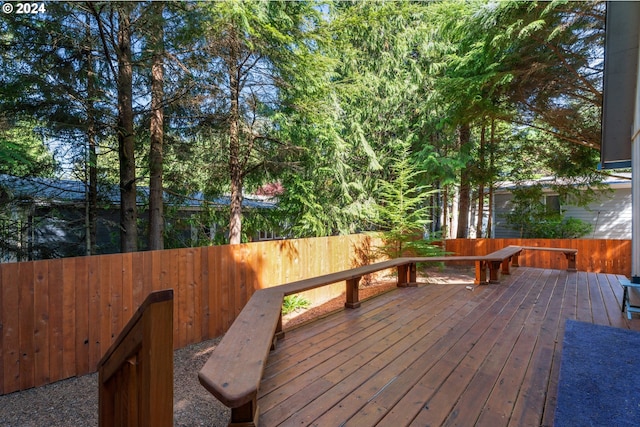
top-left (0, 119), bottom-right (56, 177)
top-left (376, 141), bottom-right (441, 258)
top-left (460, 0), bottom-right (604, 150)
top-left (428, 0), bottom-right (604, 212)
top-left (0, 1), bottom-right (609, 258)
top-left (282, 294), bottom-right (311, 315)
top-left (503, 186), bottom-right (593, 239)
top-left (173, 0), bottom-right (335, 243)
top-left (294, 1), bottom-right (446, 234)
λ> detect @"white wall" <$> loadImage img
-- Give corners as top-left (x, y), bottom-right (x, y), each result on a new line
top-left (492, 187), bottom-right (632, 239)
top-left (566, 188), bottom-right (631, 239)
top-left (493, 193), bottom-right (522, 238)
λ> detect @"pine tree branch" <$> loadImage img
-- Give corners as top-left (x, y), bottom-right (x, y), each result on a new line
top-left (87, 2), bottom-right (117, 83)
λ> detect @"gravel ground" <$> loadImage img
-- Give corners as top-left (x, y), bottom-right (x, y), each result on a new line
top-left (0, 266), bottom-right (475, 427)
top-left (0, 338), bottom-right (230, 427)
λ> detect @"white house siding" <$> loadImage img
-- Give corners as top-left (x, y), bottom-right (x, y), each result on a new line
top-left (565, 188), bottom-right (631, 239)
top-left (493, 193), bottom-right (522, 238)
top-left (492, 187), bottom-right (632, 239)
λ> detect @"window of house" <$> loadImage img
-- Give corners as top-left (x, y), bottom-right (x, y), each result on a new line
top-left (545, 195), bottom-right (561, 213)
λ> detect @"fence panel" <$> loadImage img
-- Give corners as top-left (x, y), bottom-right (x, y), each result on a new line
top-left (0, 234), bottom-right (378, 394)
top-left (3, 262), bottom-right (20, 394)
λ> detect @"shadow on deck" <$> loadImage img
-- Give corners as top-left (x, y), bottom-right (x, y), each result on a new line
top-left (258, 267), bottom-right (636, 427)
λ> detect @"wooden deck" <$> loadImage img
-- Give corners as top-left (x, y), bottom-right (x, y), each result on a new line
top-left (258, 267), bottom-right (638, 426)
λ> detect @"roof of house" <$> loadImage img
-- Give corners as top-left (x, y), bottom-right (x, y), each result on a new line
top-left (494, 172), bottom-right (631, 193)
top-left (0, 175), bottom-right (277, 209)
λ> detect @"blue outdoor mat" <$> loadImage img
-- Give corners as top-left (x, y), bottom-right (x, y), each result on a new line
top-left (554, 320), bottom-right (640, 427)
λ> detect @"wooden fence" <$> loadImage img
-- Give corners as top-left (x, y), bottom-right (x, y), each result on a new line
top-left (0, 236), bottom-right (631, 395)
top-left (443, 238), bottom-right (631, 277)
top-left (0, 234), bottom-right (376, 395)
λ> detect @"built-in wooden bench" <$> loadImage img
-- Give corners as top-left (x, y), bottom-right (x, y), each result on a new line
top-left (198, 257), bottom-right (478, 426)
top-left (519, 246), bottom-right (578, 271)
top-left (199, 245), bottom-right (578, 426)
top-left (471, 245), bottom-right (578, 284)
top-left (480, 245), bottom-right (524, 284)
top-left (198, 257), bottom-right (448, 426)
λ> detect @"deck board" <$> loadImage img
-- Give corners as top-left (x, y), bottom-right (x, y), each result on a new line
top-left (507, 269), bottom-right (564, 427)
top-left (259, 267), bottom-right (636, 426)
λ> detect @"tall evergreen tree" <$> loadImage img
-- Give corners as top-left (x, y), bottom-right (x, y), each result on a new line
top-left (147, 1), bottom-right (165, 250)
top-left (181, 0), bottom-right (333, 244)
top-left (0, 119), bottom-right (55, 177)
top-left (311, 1), bottom-right (443, 235)
top-left (376, 140), bottom-right (438, 258)
top-left (1, 2), bottom-right (113, 254)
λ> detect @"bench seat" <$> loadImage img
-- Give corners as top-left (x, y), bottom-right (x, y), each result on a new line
top-left (198, 258), bottom-right (421, 426)
top-left (480, 245), bottom-right (523, 283)
top-left (199, 288), bottom-right (283, 421)
top-left (520, 246), bottom-right (578, 271)
top-left (198, 256), bottom-right (488, 426)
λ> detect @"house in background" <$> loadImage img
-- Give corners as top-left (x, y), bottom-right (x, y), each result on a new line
top-left (492, 173), bottom-right (631, 239)
top-left (0, 175), bottom-right (278, 262)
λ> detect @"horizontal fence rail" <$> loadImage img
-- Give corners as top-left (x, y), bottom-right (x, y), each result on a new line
top-left (0, 236), bottom-right (630, 395)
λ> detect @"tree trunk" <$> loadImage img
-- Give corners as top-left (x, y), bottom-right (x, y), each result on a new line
top-left (117, 6), bottom-right (137, 253)
top-left (227, 31), bottom-right (243, 245)
top-left (85, 11), bottom-right (97, 256)
top-left (456, 124), bottom-right (471, 238)
top-left (443, 186), bottom-right (449, 239)
top-left (486, 119), bottom-right (496, 238)
top-left (431, 182), bottom-right (441, 235)
top-left (148, 2), bottom-right (165, 251)
top-left (476, 124), bottom-right (486, 238)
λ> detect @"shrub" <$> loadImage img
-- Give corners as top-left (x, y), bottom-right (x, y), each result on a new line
top-left (503, 186), bottom-right (592, 238)
top-left (282, 294), bottom-right (311, 315)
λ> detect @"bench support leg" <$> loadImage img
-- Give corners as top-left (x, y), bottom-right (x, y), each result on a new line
top-left (489, 261), bottom-right (501, 283)
top-left (501, 258), bottom-right (512, 275)
top-left (230, 397), bottom-right (258, 427)
top-left (345, 277), bottom-right (361, 309)
top-left (397, 263), bottom-right (418, 287)
top-left (565, 253), bottom-right (577, 272)
top-left (272, 312), bottom-right (284, 350)
top-left (511, 253), bottom-right (520, 267)
top-left (475, 260), bottom-right (487, 285)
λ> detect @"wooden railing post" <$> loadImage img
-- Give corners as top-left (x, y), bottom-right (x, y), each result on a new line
top-left (98, 289), bottom-right (174, 427)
